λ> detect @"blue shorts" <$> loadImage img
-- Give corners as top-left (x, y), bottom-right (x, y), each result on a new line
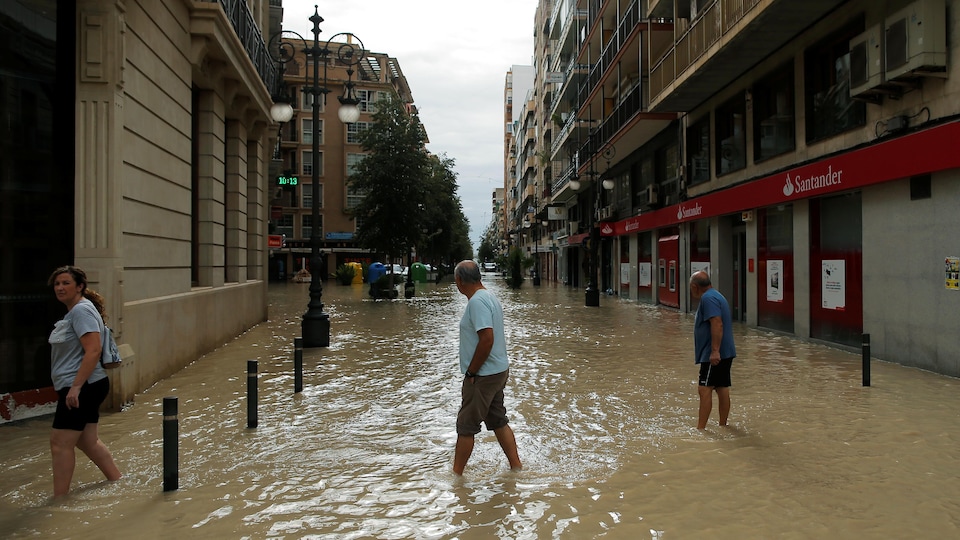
top-left (52, 377), bottom-right (110, 431)
top-left (698, 358), bottom-right (733, 388)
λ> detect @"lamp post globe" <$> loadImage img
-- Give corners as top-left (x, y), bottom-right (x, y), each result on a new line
top-left (337, 103), bottom-right (360, 123)
top-left (270, 102), bottom-right (294, 123)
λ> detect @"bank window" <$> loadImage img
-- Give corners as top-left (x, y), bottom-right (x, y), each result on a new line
top-left (346, 153), bottom-right (366, 177)
top-left (357, 89), bottom-right (376, 112)
top-left (301, 215), bottom-right (321, 239)
top-left (302, 183), bottom-right (321, 209)
top-left (276, 214), bottom-right (294, 238)
top-left (302, 87), bottom-right (322, 111)
top-left (302, 151), bottom-right (323, 177)
top-left (687, 116), bottom-right (710, 186)
top-left (302, 119), bottom-right (322, 145)
top-left (804, 21), bottom-right (865, 143)
top-left (716, 95), bottom-right (746, 176)
top-left (347, 122), bottom-right (371, 144)
top-left (754, 62), bottom-right (795, 162)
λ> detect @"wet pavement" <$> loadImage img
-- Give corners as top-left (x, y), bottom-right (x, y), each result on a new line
top-left (2, 277), bottom-right (959, 538)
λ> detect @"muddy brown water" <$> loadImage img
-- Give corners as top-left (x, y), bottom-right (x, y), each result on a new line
top-left (2, 279), bottom-right (958, 538)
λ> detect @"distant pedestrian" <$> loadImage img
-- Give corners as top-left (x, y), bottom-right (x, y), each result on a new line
top-left (47, 265), bottom-right (122, 496)
top-left (690, 271), bottom-right (737, 430)
top-left (452, 260), bottom-right (522, 475)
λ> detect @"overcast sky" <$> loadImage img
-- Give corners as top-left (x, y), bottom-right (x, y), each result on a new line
top-left (282, 0), bottom-right (539, 249)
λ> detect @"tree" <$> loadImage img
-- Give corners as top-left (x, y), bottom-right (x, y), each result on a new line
top-left (350, 95), bottom-right (431, 266)
top-left (477, 222), bottom-right (500, 263)
top-left (419, 154), bottom-right (472, 267)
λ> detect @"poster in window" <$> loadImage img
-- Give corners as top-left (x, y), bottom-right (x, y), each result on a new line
top-left (691, 261), bottom-right (710, 279)
top-left (767, 259), bottom-right (784, 302)
top-left (638, 262), bottom-right (652, 287)
top-left (946, 256), bottom-right (960, 290)
top-left (620, 263), bottom-right (631, 285)
top-left (822, 259), bottom-right (845, 310)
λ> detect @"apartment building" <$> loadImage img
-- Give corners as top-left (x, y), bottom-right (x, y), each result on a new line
top-left (513, 0), bottom-right (960, 377)
top-left (267, 44), bottom-right (414, 280)
top-left (1, 0), bottom-right (282, 422)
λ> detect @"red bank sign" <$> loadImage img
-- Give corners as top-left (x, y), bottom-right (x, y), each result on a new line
top-left (608, 120), bottom-right (960, 236)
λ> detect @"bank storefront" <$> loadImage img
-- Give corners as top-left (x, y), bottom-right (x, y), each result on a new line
top-left (604, 120), bottom-right (960, 375)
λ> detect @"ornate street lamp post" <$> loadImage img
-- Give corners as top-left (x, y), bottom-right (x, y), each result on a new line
top-left (270, 7), bottom-right (364, 348)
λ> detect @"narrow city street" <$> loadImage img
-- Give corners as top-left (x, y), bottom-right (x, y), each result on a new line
top-left (2, 277), bottom-right (958, 538)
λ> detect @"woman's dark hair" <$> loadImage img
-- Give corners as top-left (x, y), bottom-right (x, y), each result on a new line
top-left (48, 265), bottom-right (107, 321)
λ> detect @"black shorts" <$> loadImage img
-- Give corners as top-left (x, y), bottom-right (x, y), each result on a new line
top-left (52, 377), bottom-right (110, 431)
top-left (698, 358), bottom-right (733, 388)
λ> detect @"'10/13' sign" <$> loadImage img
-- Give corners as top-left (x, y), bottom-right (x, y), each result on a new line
top-left (277, 176), bottom-right (298, 186)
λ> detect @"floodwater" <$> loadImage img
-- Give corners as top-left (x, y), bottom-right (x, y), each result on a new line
top-left (2, 278), bottom-right (959, 539)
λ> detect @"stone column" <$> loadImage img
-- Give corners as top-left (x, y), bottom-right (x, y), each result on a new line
top-left (225, 119), bottom-right (248, 283)
top-left (75, 1), bottom-right (129, 408)
top-left (195, 90), bottom-right (226, 287)
top-left (247, 126), bottom-right (266, 281)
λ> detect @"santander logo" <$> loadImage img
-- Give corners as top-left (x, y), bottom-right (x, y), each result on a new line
top-left (783, 175), bottom-right (795, 196)
top-left (677, 203), bottom-right (703, 220)
top-left (783, 165), bottom-right (843, 198)
top-left (601, 223), bottom-right (614, 235)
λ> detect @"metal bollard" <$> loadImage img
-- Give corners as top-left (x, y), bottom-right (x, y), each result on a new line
top-left (163, 396), bottom-right (178, 491)
top-left (247, 360), bottom-right (258, 428)
top-left (294, 338), bottom-right (303, 393)
top-left (862, 333), bottom-right (871, 387)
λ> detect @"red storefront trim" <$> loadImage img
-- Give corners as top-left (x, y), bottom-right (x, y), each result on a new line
top-left (1, 387), bottom-right (58, 422)
top-left (607, 120), bottom-right (960, 236)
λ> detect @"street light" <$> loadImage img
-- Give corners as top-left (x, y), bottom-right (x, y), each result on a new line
top-left (270, 7), bottom-right (364, 348)
top-left (584, 143), bottom-right (616, 307)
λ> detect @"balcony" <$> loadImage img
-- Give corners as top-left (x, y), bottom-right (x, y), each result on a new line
top-left (649, 0), bottom-right (845, 112)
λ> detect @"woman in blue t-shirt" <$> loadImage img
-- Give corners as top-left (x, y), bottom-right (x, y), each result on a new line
top-left (47, 265), bottom-right (121, 497)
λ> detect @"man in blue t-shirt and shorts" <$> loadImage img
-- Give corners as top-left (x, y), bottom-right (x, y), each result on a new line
top-left (690, 271), bottom-right (737, 430)
top-left (452, 260), bottom-right (522, 475)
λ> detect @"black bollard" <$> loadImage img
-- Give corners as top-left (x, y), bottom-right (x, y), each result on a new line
top-left (163, 396), bottom-right (178, 491)
top-left (862, 333), bottom-right (871, 387)
top-left (247, 360), bottom-right (258, 428)
top-left (294, 338), bottom-right (303, 393)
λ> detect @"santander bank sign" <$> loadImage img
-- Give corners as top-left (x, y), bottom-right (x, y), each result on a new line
top-left (783, 165), bottom-right (843, 197)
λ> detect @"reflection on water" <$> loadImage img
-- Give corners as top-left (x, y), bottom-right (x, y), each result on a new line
top-left (2, 279), bottom-right (960, 538)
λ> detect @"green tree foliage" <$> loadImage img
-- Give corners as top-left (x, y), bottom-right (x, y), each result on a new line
top-left (504, 246), bottom-right (533, 289)
top-left (477, 222), bottom-right (499, 264)
top-left (350, 95), bottom-right (431, 265)
top-left (419, 154), bottom-right (473, 268)
top-left (349, 96), bottom-right (474, 269)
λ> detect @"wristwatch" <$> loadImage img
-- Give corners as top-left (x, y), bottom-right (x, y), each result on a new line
top-left (465, 370), bottom-right (477, 378)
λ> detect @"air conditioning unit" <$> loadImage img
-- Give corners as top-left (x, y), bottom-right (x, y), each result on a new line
top-left (567, 220), bottom-right (579, 235)
top-left (849, 23), bottom-right (884, 97)
top-left (645, 184), bottom-right (660, 207)
top-left (884, 0), bottom-right (947, 82)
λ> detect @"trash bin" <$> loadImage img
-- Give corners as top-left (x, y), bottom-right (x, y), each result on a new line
top-left (346, 262), bottom-right (363, 284)
top-left (368, 262), bottom-right (386, 284)
top-left (410, 262), bottom-right (428, 283)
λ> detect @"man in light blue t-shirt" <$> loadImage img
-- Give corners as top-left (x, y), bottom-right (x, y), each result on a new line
top-left (691, 271), bottom-right (737, 430)
top-left (452, 260), bottom-right (521, 475)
